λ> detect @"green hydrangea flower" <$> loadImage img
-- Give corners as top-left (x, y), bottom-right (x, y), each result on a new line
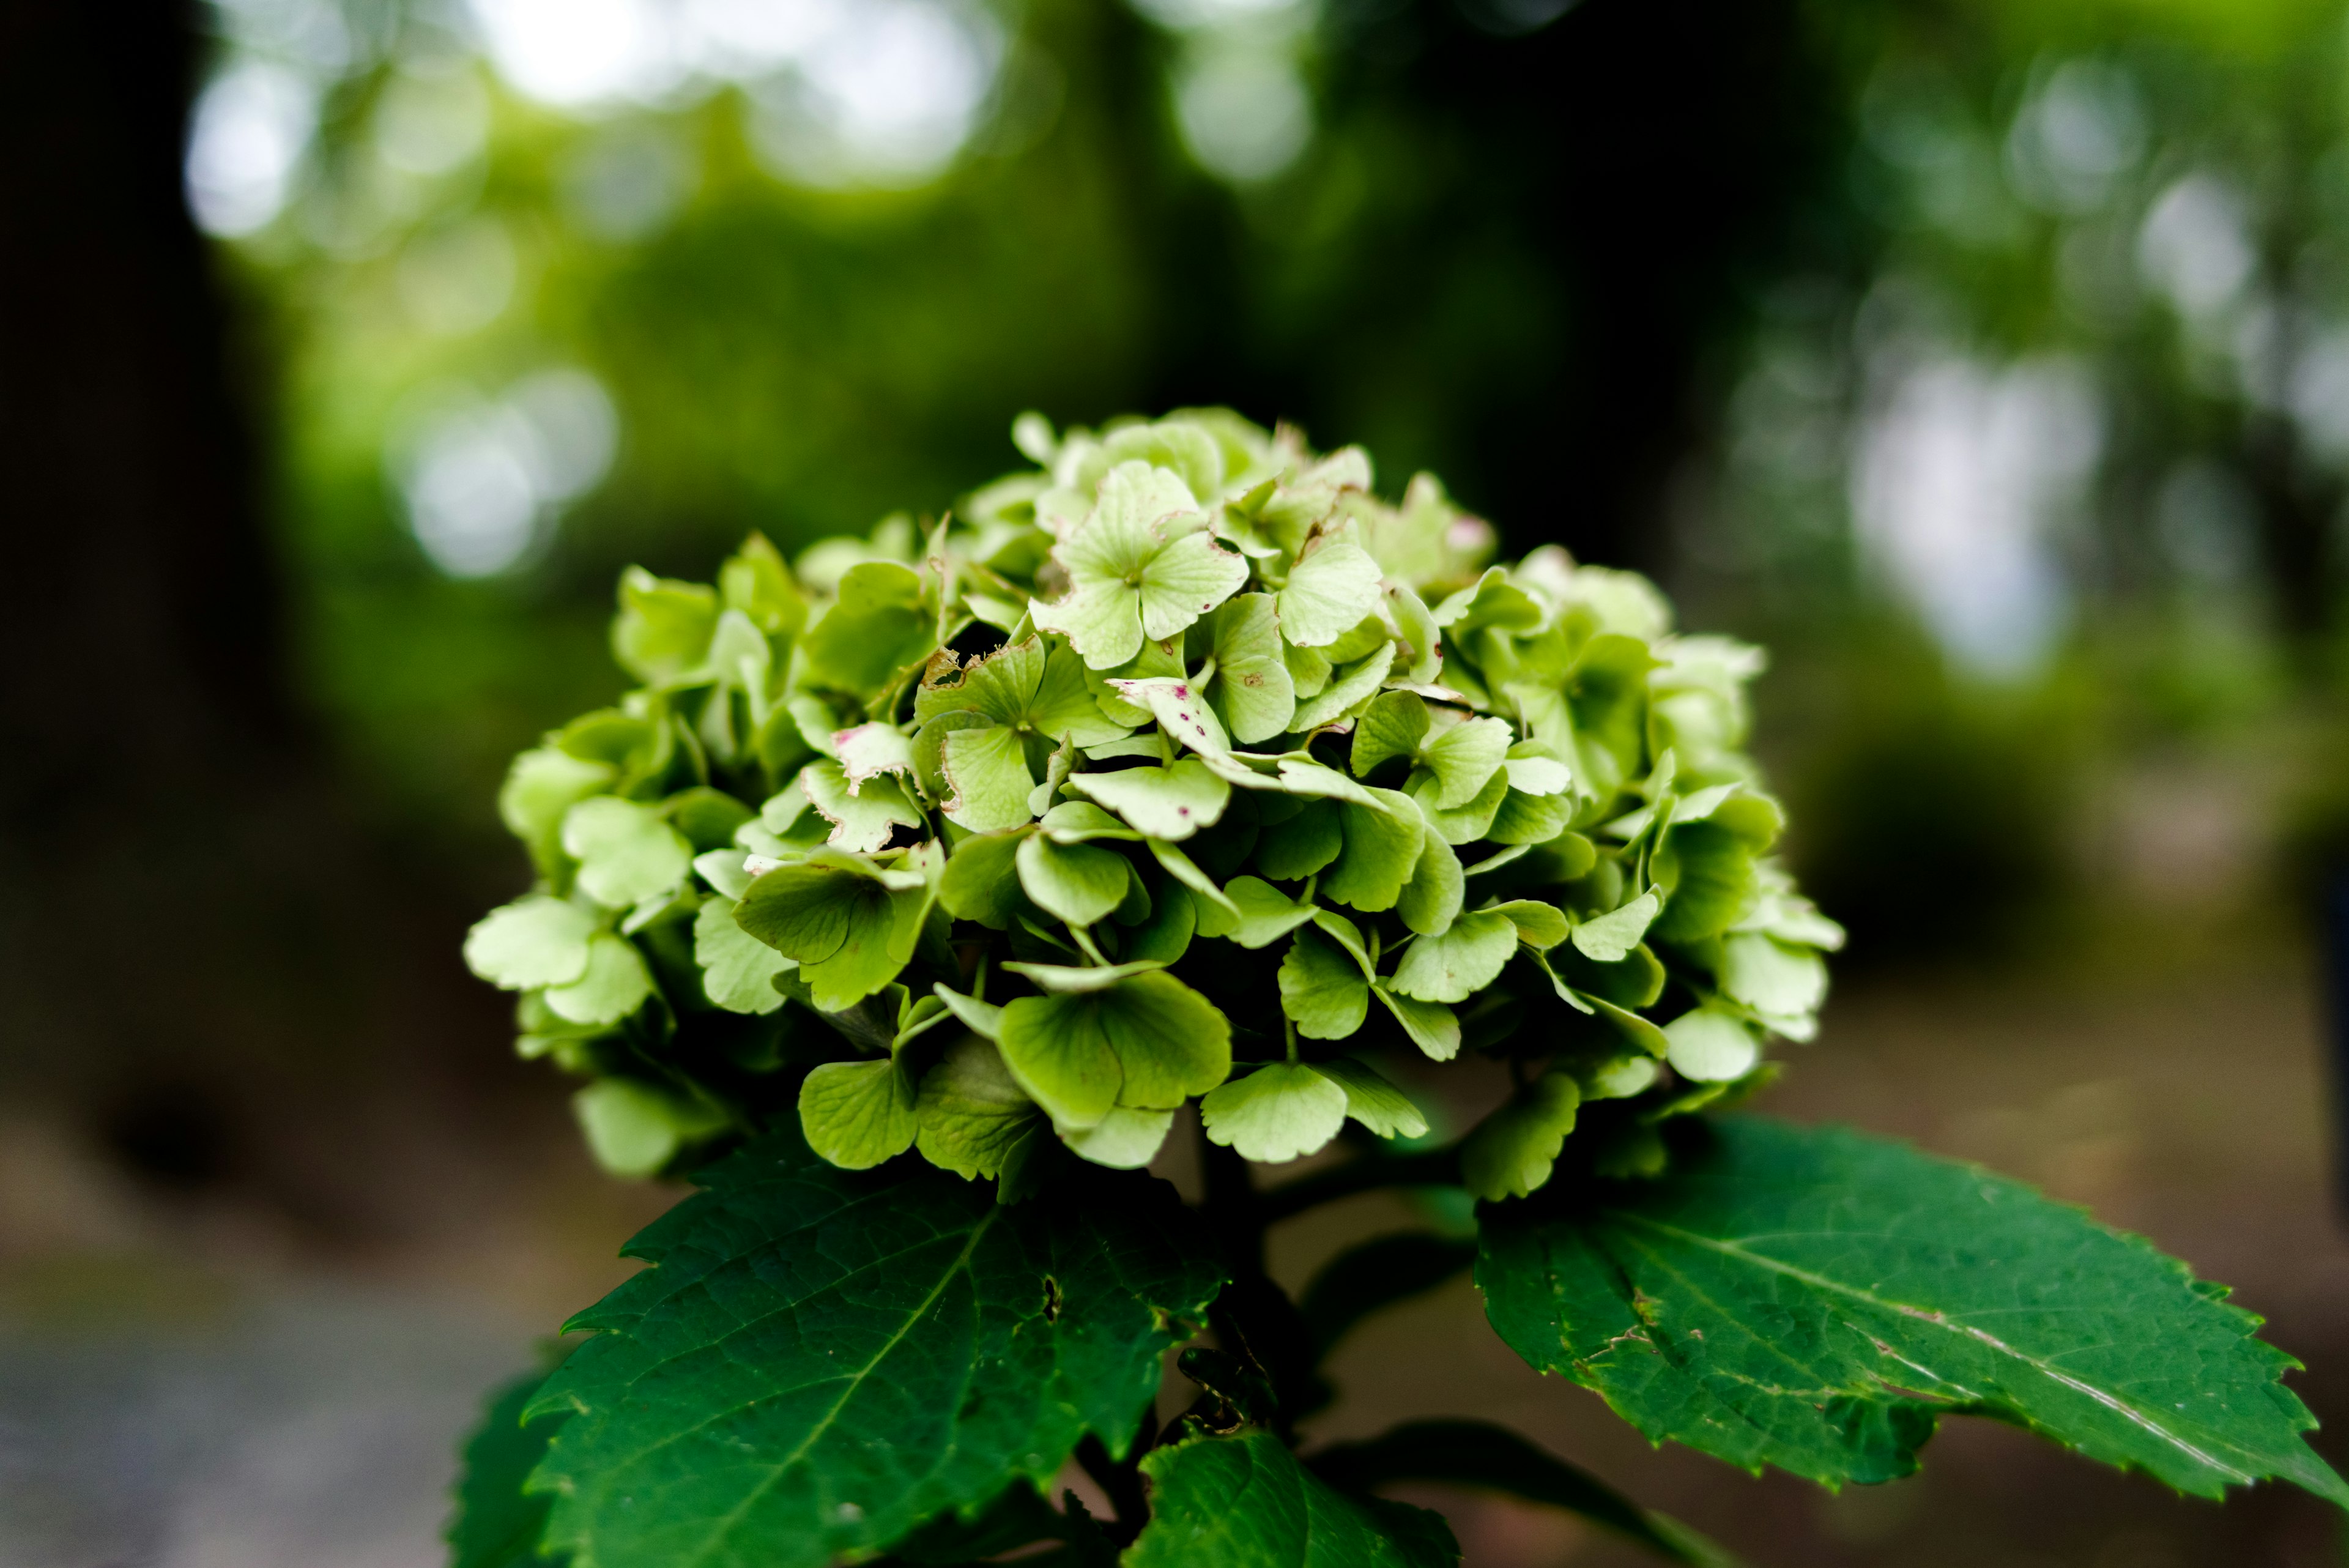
top-left (464, 408), bottom-right (1842, 1199)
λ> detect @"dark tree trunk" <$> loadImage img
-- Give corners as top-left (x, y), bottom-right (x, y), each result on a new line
top-left (0, 0), bottom-right (538, 1234)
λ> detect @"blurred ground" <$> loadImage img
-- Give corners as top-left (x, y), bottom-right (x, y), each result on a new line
top-left (2, 926), bottom-right (2342, 1567)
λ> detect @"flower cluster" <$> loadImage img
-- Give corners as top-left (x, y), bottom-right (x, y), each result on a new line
top-left (464, 409), bottom-right (1841, 1197)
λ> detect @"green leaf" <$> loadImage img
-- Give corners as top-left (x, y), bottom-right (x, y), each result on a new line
top-left (1255, 798), bottom-right (1343, 880)
top-left (1015, 834), bottom-right (1130, 926)
top-left (1312, 1057), bottom-right (1429, 1139)
top-left (544, 933), bottom-right (654, 1025)
top-left (799, 1058), bottom-right (919, 1169)
top-left (1192, 593), bottom-right (1297, 743)
top-left (693, 897), bottom-right (790, 1013)
top-left (1477, 1118), bottom-right (2349, 1504)
top-left (735, 853), bottom-right (924, 1011)
top-left (938, 723), bottom-right (1038, 832)
top-left (915, 1035), bottom-right (1044, 1182)
top-left (1126, 1430), bottom-right (1459, 1568)
top-left (1279, 536), bottom-right (1386, 648)
top-left (938, 831), bottom-right (1031, 929)
top-left (799, 760), bottom-right (924, 855)
top-left (1460, 1072), bottom-right (1581, 1201)
top-left (569, 1078), bottom-right (727, 1178)
top-left (1661, 1008), bottom-right (1759, 1082)
top-left (448, 1367), bottom-right (570, 1568)
top-left (612, 567), bottom-right (719, 685)
top-left (1065, 759), bottom-right (1231, 841)
top-left (1573, 890), bottom-right (1661, 962)
top-left (1389, 910), bottom-right (1516, 1005)
top-left (800, 561), bottom-right (937, 696)
top-left (1321, 789), bottom-right (1421, 913)
top-left (527, 1122), bottom-right (1225, 1568)
top-left (563, 797), bottom-right (694, 908)
top-left (1034, 462), bottom-right (1245, 668)
top-left (1201, 1062), bottom-right (1350, 1163)
top-left (1298, 1233), bottom-right (1477, 1358)
top-left (500, 748), bottom-right (614, 876)
top-left (995, 971), bottom-right (1231, 1128)
top-left (1373, 986), bottom-right (1460, 1062)
top-left (466, 895), bottom-right (596, 991)
top-left (1309, 1421), bottom-right (1729, 1568)
top-left (1223, 875), bottom-right (1318, 949)
top-left (1279, 926), bottom-right (1370, 1040)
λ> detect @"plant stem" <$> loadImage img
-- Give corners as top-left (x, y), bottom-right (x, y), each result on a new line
top-left (1194, 1124), bottom-right (1326, 1434)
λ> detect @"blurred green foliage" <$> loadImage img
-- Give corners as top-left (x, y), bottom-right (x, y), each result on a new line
top-left (198, 0), bottom-right (2349, 957)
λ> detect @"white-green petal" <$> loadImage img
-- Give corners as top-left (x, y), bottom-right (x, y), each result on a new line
top-left (1278, 537), bottom-right (1385, 647)
top-left (1014, 834), bottom-right (1130, 927)
top-left (800, 760), bottom-right (924, 854)
top-left (543, 932), bottom-right (654, 1024)
top-left (1312, 1057), bottom-right (1429, 1140)
top-left (563, 796), bottom-right (693, 908)
top-left (1108, 676), bottom-right (1231, 757)
top-left (799, 1058), bottom-right (919, 1170)
top-left (1065, 759), bottom-right (1231, 841)
top-left (938, 723), bottom-right (1038, 833)
top-left (1373, 985), bottom-right (1460, 1061)
top-left (464, 895), bottom-right (596, 990)
top-left (1573, 890), bottom-right (1661, 962)
top-left (694, 897), bottom-right (790, 1014)
top-left (1664, 1008), bottom-right (1759, 1082)
top-left (1278, 926), bottom-right (1370, 1039)
top-left (1290, 642), bottom-right (1397, 730)
top-left (1419, 715), bottom-right (1513, 810)
top-left (1223, 876), bottom-right (1319, 949)
top-left (1388, 909), bottom-right (1516, 1004)
top-left (1461, 1072), bottom-right (1581, 1202)
top-left (1200, 1063), bottom-right (1349, 1163)
top-left (1138, 530), bottom-right (1250, 641)
top-left (1718, 931), bottom-right (1828, 1017)
top-left (1058, 1105), bottom-right (1175, 1169)
top-left (834, 722), bottom-right (918, 792)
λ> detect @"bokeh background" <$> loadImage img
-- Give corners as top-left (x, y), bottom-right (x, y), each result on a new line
top-left (7, 0), bottom-right (2349, 1562)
